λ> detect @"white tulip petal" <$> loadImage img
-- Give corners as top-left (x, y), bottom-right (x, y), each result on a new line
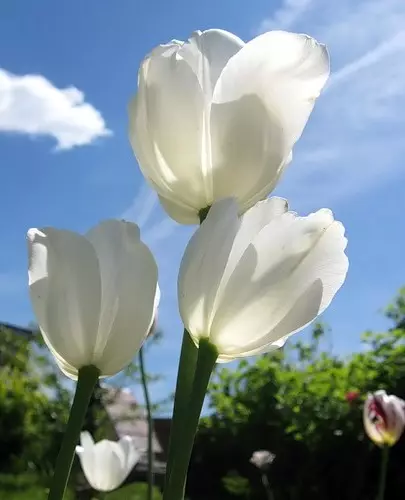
top-left (216, 335), bottom-right (289, 363)
top-left (209, 95), bottom-right (286, 203)
top-left (177, 30), bottom-right (245, 96)
top-left (214, 31), bottom-right (329, 150)
top-left (129, 42), bottom-right (207, 210)
top-left (130, 30), bottom-right (244, 222)
top-left (210, 210), bottom-right (347, 356)
top-left (45, 341), bottom-right (80, 380)
top-left (119, 436), bottom-right (140, 473)
top-left (209, 31), bottom-right (328, 211)
top-left (232, 197), bottom-right (289, 263)
top-left (86, 220), bottom-right (158, 376)
top-left (215, 280), bottom-right (324, 360)
top-left (28, 228), bottom-right (101, 373)
top-left (157, 194), bottom-right (203, 225)
top-left (178, 199), bottom-right (240, 340)
top-left (76, 432), bottom-right (95, 485)
top-left (200, 197), bottom-right (290, 329)
top-left (91, 441), bottom-right (124, 491)
top-left (242, 153), bottom-right (293, 211)
top-left (80, 431), bottom-right (95, 449)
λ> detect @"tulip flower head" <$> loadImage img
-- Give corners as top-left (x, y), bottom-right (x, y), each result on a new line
top-left (178, 197), bottom-right (348, 361)
top-left (76, 432), bottom-right (140, 492)
top-left (129, 29), bottom-right (330, 224)
top-left (250, 450), bottom-right (276, 471)
top-left (364, 390), bottom-right (405, 447)
top-left (27, 219), bottom-right (159, 380)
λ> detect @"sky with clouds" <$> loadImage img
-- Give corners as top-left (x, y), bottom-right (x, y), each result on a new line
top-left (0, 0), bottom-right (404, 410)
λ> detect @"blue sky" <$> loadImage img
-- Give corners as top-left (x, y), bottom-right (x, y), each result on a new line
top-left (1, 0), bottom-right (404, 409)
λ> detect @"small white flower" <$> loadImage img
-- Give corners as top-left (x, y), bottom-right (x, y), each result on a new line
top-left (364, 390), bottom-right (405, 446)
top-left (178, 198), bottom-right (348, 361)
top-left (76, 432), bottom-right (139, 492)
top-left (27, 219), bottom-right (159, 379)
top-left (250, 450), bottom-right (276, 470)
top-left (129, 29), bottom-right (329, 224)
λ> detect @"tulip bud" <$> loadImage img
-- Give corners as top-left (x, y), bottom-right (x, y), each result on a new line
top-left (76, 432), bottom-right (139, 492)
top-left (178, 197), bottom-right (348, 361)
top-left (27, 220), bottom-right (159, 380)
top-left (129, 29), bottom-right (329, 224)
top-left (250, 450), bottom-right (276, 471)
top-left (363, 390), bottom-right (405, 447)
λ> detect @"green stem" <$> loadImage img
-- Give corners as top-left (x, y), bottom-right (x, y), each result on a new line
top-left (376, 445), bottom-right (390, 500)
top-left (164, 331), bottom-right (199, 490)
top-left (163, 207), bottom-right (211, 498)
top-left (198, 206), bottom-right (211, 223)
top-left (48, 365), bottom-right (99, 500)
top-left (163, 338), bottom-right (218, 500)
top-left (139, 346), bottom-right (153, 500)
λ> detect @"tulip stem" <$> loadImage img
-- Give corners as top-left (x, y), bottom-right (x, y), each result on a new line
top-left (377, 445), bottom-right (390, 500)
top-left (198, 206), bottom-right (211, 223)
top-left (164, 331), bottom-right (199, 490)
top-left (261, 473), bottom-right (275, 500)
top-left (163, 338), bottom-right (218, 500)
top-left (48, 365), bottom-right (99, 500)
top-left (139, 346), bottom-right (154, 500)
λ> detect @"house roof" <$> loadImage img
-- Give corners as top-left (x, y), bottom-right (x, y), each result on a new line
top-left (0, 321), bottom-right (34, 336)
top-left (103, 386), bottom-right (171, 477)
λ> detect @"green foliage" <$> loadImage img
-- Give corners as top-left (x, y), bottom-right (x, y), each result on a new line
top-left (222, 471), bottom-right (250, 498)
top-left (106, 482), bottom-right (162, 499)
top-left (0, 475), bottom-right (161, 499)
top-left (0, 326), bottom-right (70, 476)
top-left (189, 293), bottom-right (405, 500)
top-left (0, 474), bottom-right (74, 500)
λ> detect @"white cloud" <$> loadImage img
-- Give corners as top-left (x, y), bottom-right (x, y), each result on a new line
top-left (258, 0), bottom-right (405, 210)
top-left (258, 0), bottom-right (314, 32)
top-left (0, 68), bottom-right (111, 150)
top-left (120, 182), bottom-right (179, 246)
top-left (328, 31), bottom-right (405, 88)
top-left (121, 183), bottom-right (158, 227)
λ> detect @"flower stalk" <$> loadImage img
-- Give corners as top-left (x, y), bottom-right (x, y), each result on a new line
top-left (48, 365), bottom-right (99, 500)
top-left (163, 338), bottom-right (218, 500)
top-left (139, 345), bottom-right (154, 500)
top-left (164, 332), bottom-right (199, 490)
top-left (261, 473), bottom-right (275, 500)
top-left (377, 445), bottom-right (390, 500)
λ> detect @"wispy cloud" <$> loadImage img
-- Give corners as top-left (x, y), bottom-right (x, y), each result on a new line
top-left (121, 182), bottom-right (180, 247)
top-left (328, 31), bottom-right (405, 88)
top-left (121, 183), bottom-right (158, 229)
top-left (0, 68), bottom-right (111, 150)
top-left (258, 0), bottom-right (314, 32)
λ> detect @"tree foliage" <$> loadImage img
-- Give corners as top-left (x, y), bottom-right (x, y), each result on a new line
top-left (0, 325), bottom-right (71, 476)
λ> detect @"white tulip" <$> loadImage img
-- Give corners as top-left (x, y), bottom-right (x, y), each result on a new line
top-left (76, 432), bottom-right (140, 492)
top-left (129, 29), bottom-right (329, 224)
top-left (250, 450), bottom-right (276, 470)
top-left (178, 198), bottom-right (348, 361)
top-left (27, 219), bottom-right (159, 379)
